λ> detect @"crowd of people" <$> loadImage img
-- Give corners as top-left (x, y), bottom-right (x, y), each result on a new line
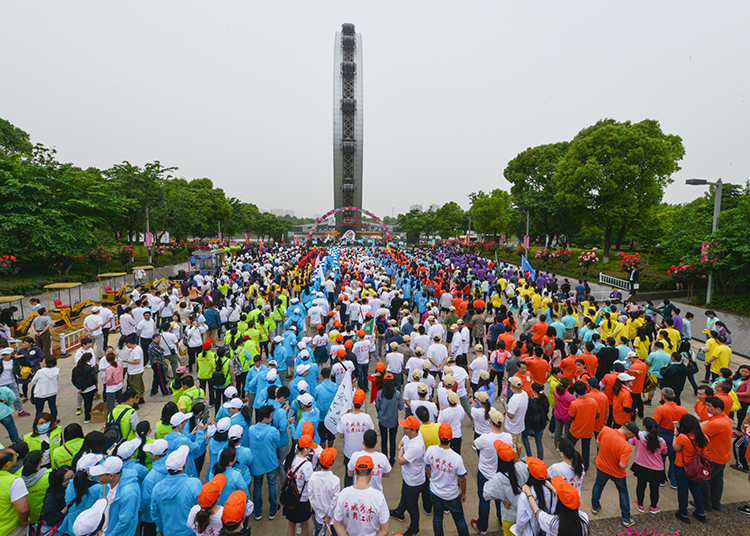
top-left (0, 243), bottom-right (748, 536)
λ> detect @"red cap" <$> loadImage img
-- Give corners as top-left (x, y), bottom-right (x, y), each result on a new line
top-left (202, 339), bottom-right (213, 350)
top-left (344, 339), bottom-right (353, 348)
top-left (526, 457), bottom-right (547, 480)
top-left (551, 475), bottom-right (581, 509)
top-left (376, 362), bottom-right (385, 372)
top-left (494, 440), bottom-right (515, 462)
top-left (302, 421), bottom-right (314, 437)
top-left (319, 448), bottom-right (337, 468)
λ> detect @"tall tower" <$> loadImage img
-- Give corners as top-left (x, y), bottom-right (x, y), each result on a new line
top-left (333, 22), bottom-right (363, 235)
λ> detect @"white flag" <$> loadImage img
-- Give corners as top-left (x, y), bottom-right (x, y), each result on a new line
top-left (324, 369), bottom-right (354, 435)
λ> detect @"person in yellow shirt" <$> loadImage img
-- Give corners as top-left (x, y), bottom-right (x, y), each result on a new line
top-left (706, 335), bottom-right (732, 382)
top-left (663, 318), bottom-right (681, 352)
top-left (701, 331), bottom-right (719, 383)
top-left (634, 328), bottom-right (652, 361)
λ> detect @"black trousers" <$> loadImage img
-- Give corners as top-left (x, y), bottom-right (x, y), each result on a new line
top-left (380, 424), bottom-right (398, 460)
top-left (394, 480), bottom-right (432, 533)
top-left (150, 362), bottom-right (170, 395)
top-left (699, 462), bottom-right (726, 511)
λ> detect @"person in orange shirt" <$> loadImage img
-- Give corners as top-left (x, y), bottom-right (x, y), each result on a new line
top-left (652, 387), bottom-right (687, 488)
top-left (713, 381), bottom-right (734, 417)
top-left (673, 414), bottom-right (708, 523)
top-left (701, 396), bottom-right (733, 512)
top-left (513, 361), bottom-right (534, 398)
top-left (694, 385), bottom-right (713, 423)
top-left (578, 342), bottom-right (599, 377)
top-left (568, 381), bottom-right (599, 470)
top-left (601, 363), bottom-right (626, 427)
top-left (612, 373), bottom-right (636, 427)
top-left (524, 347), bottom-right (551, 385)
top-left (559, 353), bottom-right (578, 384)
top-left (497, 325), bottom-right (516, 354)
top-left (627, 353), bottom-right (648, 419)
top-left (591, 421), bottom-right (639, 528)
top-left (574, 359), bottom-right (591, 390)
top-left (531, 315), bottom-right (548, 345)
top-left (586, 377), bottom-right (609, 436)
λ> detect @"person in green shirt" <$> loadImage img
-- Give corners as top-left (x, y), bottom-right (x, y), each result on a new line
top-left (50, 424), bottom-right (84, 469)
top-left (0, 448), bottom-right (31, 535)
top-left (155, 403), bottom-right (177, 439)
top-left (196, 340), bottom-right (216, 407)
top-left (108, 390), bottom-right (140, 442)
top-left (177, 376), bottom-right (205, 413)
top-left (20, 451), bottom-right (49, 525)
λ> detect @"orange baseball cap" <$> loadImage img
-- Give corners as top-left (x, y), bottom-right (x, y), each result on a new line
top-left (302, 421), bottom-right (314, 437)
top-left (298, 435), bottom-right (319, 450)
top-left (357, 330), bottom-right (365, 338)
top-left (334, 320), bottom-right (342, 327)
top-left (316, 324), bottom-right (324, 330)
top-left (526, 457), bottom-right (547, 480)
top-left (376, 362), bottom-right (385, 372)
top-left (355, 455), bottom-right (373, 470)
top-left (344, 339), bottom-right (353, 348)
top-left (438, 422), bottom-right (452, 441)
top-left (494, 440), bottom-right (515, 462)
top-left (198, 474), bottom-right (227, 508)
top-left (336, 334), bottom-right (344, 342)
top-left (319, 447), bottom-right (337, 468)
top-left (384, 372), bottom-right (394, 380)
top-left (335, 348), bottom-right (347, 358)
top-left (222, 490), bottom-right (247, 524)
top-left (399, 415), bottom-right (421, 430)
top-left (328, 311), bottom-right (335, 317)
top-left (550, 475), bottom-right (581, 509)
top-left (353, 389), bottom-right (365, 405)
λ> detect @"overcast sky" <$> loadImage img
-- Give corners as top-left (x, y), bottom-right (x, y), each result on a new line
top-left (2, 1), bottom-right (748, 219)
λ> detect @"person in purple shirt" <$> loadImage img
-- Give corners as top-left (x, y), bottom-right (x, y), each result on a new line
top-left (671, 309), bottom-right (684, 335)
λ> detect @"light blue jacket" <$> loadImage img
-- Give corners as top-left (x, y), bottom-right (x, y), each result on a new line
top-left (248, 423), bottom-right (281, 476)
top-left (314, 380), bottom-right (337, 420)
top-left (150, 473), bottom-right (202, 536)
top-left (0, 386), bottom-right (15, 421)
top-left (140, 457), bottom-right (168, 523)
top-left (165, 429), bottom-right (205, 478)
top-left (105, 472), bottom-right (141, 536)
top-left (245, 364), bottom-right (268, 395)
top-left (216, 466), bottom-right (247, 505)
top-left (251, 374), bottom-right (282, 408)
top-left (122, 458), bottom-right (148, 482)
top-left (291, 407), bottom-right (320, 443)
top-left (60, 483), bottom-right (104, 535)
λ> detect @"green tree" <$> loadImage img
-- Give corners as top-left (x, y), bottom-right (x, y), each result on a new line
top-left (468, 189), bottom-right (512, 240)
top-left (504, 142), bottom-right (577, 244)
top-left (0, 118), bottom-right (33, 156)
top-left (435, 202), bottom-right (467, 239)
top-left (555, 119), bottom-right (685, 261)
top-left (397, 209), bottom-right (434, 244)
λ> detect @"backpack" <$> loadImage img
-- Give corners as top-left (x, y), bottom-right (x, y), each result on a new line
top-left (181, 390), bottom-right (206, 411)
top-left (103, 407), bottom-right (134, 451)
top-left (643, 373), bottom-right (658, 393)
top-left (212, 356), bottom-right (228, 387)
top-left (280, 459), bottom-right (310, 508)
top-left (684, 437), bottom-right (713, 483)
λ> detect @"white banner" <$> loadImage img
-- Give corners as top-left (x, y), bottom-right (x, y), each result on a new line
top-left (324, 369), bottom-right (354, 435)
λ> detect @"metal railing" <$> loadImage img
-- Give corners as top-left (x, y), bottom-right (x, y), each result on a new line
top-left (60, 315), bottom-right (120, 354)
top-left (599, 272), bottom-right (630, 291)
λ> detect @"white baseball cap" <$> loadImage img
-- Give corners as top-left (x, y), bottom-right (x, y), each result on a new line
top-left (72, 498), bottom-right (108, 536)
top-left (89, 456), bottom-right (123, 477)
top-left (298, 393), bottom-right (314, 406)
top-left (76, 453), bottom-right (103, 473)
top-left (297, 341), bottom-right (307, 350)
top-left (296, 364), bottom-right (311, 375)
top-left (224, 386), bottom-right (238, 399)
top-left (170, 412), bottom-right (193, 428)
top-left (228, 424), bottom-right (244, 440)
top-left (297, 380), bottom-right (308, 393)
top-left (268, 360), bottom-right (278, 368)
top-left (266, 369), bottom-right (278, 382)
top-left (91, 306), bottom-right (101, 313)
top-left (298, 349), bottom-right (310, 360)
top-left (222, 398), bottom-right (243, 410)
top-left (165, 445), bottom-right (190, 472)
top-left (618, 372), bottom-right (636, 382)
top-left (116, 437), bottom-right (142, 460)
top-left (627, 351), bottom-right (638, 359)
top-left (273, 336), bottom-right (284, 343)
top-left (217, 417), bottom-right (232, 432)
top-left (143, 439), bottom-right (169, 457)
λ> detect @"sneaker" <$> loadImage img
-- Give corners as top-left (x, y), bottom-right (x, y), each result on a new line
top-left (94, 393), bottom-right (102, 399)
top-left (692, 511), bottom-right (708, 523)
top-left (649, 506), bottom-right (661, 514)
top-left (548, 431), bottom-right (554, 437)
top-left (389, 510), bottom-right (405, 522)
top-left (84, 419), bottom-right (91, 424)
top-left (470, 519), bottom-right (487, 535)
top-left (591, 507), bottom-right (601, 515)
top-left (18, 410), bottom-right (30, 417)
top-left (675, 512), bottom-right (691, 524)
top-left (422, 504), bottom-right (431, 516)
top-left (22, 398), bottom-right (28, 403)
top-left (621, 518), bottom-right (635, 528)
top-left (163, 391), bottom-right (172, 396)
top-left (670, 483), bottom-right (678, 489)
top-left (404, 529), bottom-right (419, 536)
top-left (296, 524), bottom-right (301, 535)
top-left (253, 513), bottom-right (262, 521)
top-left (269, 510), bottom-right (279, 520)
top-left (730, 464), bottom-right (748, 472)
top-left (76, 408), bottom-right (82, 416)
top-left (634, 500), bottom-right (644, 513)
top-left (738, 504), bottom-right (750, 515)
top-left (659, 482), bottom-right (665, 487)
top-left (389, 458), bottom-right (396, 466)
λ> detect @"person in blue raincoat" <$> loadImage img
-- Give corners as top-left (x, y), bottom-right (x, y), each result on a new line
top-left (294, 351), bottom-right (319, 389)
top-left (290, 393), bottom-right (320, 444)
top-left (150, 445), bottom-right (202, 536)
top-left (249, 406), bottom-right (282, 519)
top-left (115, 437), bottom-right (148, 483)
top-left (244, 355), bottom-right (268, 408)
top-left (314, 368), bottom-right (338, 447)
top-left (89, 456), bottom-right (140, 536)
top-left (139, 439), bottom-right (170, 536)
top-left (206, 417), bottom-right (231, 477)
top-left (211, 447), bottom-right (247, 504)
top-left (227, 425), bottom-right (253, 490)
top-left (59, 454), bottom-right (105, 536)
top-left (251, 367), bottom-right (282, 410)
top-left (270, 386), bottom-right (291, 463)
top-left (289, 374), bottom-right (309, 403)
top-left (164, 411), bottom-right (206, 478)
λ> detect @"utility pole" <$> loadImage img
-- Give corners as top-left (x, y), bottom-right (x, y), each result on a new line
top-left (145, 205), bottom-right (151, 264)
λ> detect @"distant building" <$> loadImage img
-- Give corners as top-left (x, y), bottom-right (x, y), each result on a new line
top-left (271, 208), bottom-right (285, 216)
top-left (285, 209), bottom-right (295, 217)
top-left (409, 204), bottom-right (423, 212)
top-left (429, 204), bottom-right (440, 211)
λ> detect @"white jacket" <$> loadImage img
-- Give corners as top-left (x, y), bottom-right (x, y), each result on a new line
top-left (186, 324), bottom-right (208, 348)
top-left (30, 367), bottom-right (60, 398)
top-left (307, 470), bottom-right (340, 525)
top-left (483, 461), bottom-right (529, 523)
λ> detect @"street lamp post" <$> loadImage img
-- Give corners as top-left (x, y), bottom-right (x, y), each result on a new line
top-left (685, 178), bottom-right (723, 305)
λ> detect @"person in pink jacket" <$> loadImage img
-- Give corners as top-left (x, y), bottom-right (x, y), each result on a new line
top-left (629, 417), bottom-right (668, 514)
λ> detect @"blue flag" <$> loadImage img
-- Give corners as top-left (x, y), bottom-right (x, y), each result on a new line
top-left (521, 255), bottom-right (536, 281)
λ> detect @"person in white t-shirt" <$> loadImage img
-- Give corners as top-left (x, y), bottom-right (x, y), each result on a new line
top-left (187, 474), bottom-right (225, 536)
top-left (83, 310), bottom-right (104, 359)
top-left (389, 416), bottom-right (427, 536)
top-left (0, 448), bottom-right (30, 535)
top-left (471, 409), bottom-right (513, 534)
top-left (445, 358), bottom-right (472, 417)
top-left (352, 338), bottom-right (372, 391)
top-left (337, 389), bottom-right (374, 487)
top-left (308, 448), bottom-right (340, 536)
top-left (409, 384), bottom-right (438, 424)
top-left (124, 337), bottom-right (145, 403)
top-left (426, 334), bottom-right (449, 374)
top-left (97, 306), bottom-right (115, 348)
top-left (424, 422), bottom-right (470, 536)
top-left (385, 343), bottom-right (405, 391)
top-left (346, 429), bottom-right (391, 492)
top-left (438, 391), bottom-right (465, 454)
top-left (468, 344), bottom-right (489, 391)
top-left (503, 376), bottom-right (529, 460)
top-left (402, 370), bottom-right (423, 415)
top-left (333, 455), bottom-right (390, 536)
